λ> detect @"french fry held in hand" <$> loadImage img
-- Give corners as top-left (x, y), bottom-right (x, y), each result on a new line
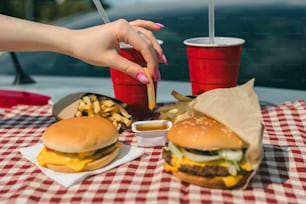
top-left (143, 67), bottom-right (156, 111)
top-left (157, 90), bottom-right (193, 124)
top-left (75, 94), bottom-right (132, 131)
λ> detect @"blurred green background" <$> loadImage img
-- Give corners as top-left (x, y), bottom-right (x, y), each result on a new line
top-left (0, 0), bottom-right (109, 22)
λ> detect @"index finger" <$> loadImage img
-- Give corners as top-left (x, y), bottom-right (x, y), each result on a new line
top-left (129, 19), bottom-right (164, 31)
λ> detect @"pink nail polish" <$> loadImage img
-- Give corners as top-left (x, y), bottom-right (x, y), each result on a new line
top-left (162, 54), bottom-right (168, 64)
top-left (155, 23), bottom-right (165, 29)
top-left (136, 72), bottom-right (150, 84)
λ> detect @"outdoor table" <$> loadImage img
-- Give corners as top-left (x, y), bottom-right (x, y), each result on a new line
top-left (0, 100), bottom-right (305, 203)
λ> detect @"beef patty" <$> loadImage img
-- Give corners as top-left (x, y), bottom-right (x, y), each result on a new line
top-left (163, 149), bottom-right (250, 177)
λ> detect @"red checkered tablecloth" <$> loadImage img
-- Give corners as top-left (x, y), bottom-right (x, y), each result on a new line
top-left (0, 101), bottom-right (306, 203)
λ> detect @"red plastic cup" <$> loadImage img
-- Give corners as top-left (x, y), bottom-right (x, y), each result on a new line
top-left (110, 43), bottom-right (158, 116)
top-left (184, 37), bottom-right (245, 95)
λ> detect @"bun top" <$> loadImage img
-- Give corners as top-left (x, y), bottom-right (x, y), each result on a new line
top-left (167, 116), bottom-right (248, 150)
top-left (43, 117), bottom-right (118, 153)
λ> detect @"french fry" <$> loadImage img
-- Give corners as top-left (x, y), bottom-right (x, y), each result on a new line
top-left (88, 94), bottom-right (97, 102)
top-left (75, 110), bottom-right (82, 117)
top-left (93, 100), bottom-right (100, 113)
top-left (143, 67), bottom-right (156, 111)
top-left (101, 99), bottom-right (114, 107)
top-left (114, 103), bottom-right (131, 118)
top-left (157, 90), bottom-right (194, 124)
top-left (171, 90), bottom-right (193, 102)
top-left (74, 94), bottom-right (132, 131)
top-left (82, 96), bottom-right (91, 106)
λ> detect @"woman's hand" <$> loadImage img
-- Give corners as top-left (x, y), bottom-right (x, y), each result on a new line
top-left (71, 19), bottom-right (166, 83)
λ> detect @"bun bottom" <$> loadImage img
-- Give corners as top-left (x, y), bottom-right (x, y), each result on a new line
top-left (166, 163), bottom-right (251, 189)
top-left (45, 146), bottom-right (120, 173)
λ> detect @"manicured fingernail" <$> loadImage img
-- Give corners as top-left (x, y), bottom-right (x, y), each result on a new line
top-left (136, 72), bottom-right (150, 84)
top-left (162, 54), bottom-right (168, 64)
top-left (155, 23), bottom-right (165, 29)
top-left (154, 70), bottom-right (161, 81)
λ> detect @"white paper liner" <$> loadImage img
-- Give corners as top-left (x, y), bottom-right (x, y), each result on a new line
top-left (20, 143), bottom-right (144, 188)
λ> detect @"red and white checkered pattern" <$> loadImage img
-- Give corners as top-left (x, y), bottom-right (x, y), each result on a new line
top-left (0, 101), bottom-right (306, 203)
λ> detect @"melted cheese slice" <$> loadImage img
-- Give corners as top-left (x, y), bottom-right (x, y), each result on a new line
top-left (36, 143), bottom-right (119, 172)
top-left (165, 153), bottom-right (251, 187)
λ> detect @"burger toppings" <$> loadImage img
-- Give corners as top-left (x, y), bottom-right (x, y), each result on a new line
top-left (164, 141), bottom-right (250, 177)
top-left (37, 142), bottom-right (120, 172)
top-left (162, 116), bottom-right (254, 188)
top-left (182, 149), bottom-right (222, 162)
top-left (36, 117), bottom-right (121, 173)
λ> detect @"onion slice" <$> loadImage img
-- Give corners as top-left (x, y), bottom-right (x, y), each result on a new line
top-left (219, 149), bottom-right (243, 161)
top-left (182, 149), bottom-right (221, 162)
top-left (168, 142), bottom-right (183, 159)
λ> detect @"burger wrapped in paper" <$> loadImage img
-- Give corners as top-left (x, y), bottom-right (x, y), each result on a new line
top-left (163, 79), bottom-right (264, 189)
top-left (36, 117), bottom-right (121, 173)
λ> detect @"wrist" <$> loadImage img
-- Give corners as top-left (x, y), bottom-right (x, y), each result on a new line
top-left (57, 29), bottom-right (78, 57)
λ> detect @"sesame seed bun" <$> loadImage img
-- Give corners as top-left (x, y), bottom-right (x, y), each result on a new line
top-left (167, 116), bottom-right (248, 150)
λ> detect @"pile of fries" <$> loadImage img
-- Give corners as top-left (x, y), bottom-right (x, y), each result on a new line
top-left (75, 94), bottom-right (132, 131)
top-left (157, 90), bottom-right (194, 124)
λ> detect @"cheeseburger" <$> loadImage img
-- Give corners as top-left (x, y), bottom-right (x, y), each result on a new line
top-left (36, 117), bottom-right (120, 173)
top-left (163, 116), bottom-right (253, 189)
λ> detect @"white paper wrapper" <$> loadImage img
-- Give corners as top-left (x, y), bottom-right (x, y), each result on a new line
top-left (185, 79), bottom-right (264, 188)
top-left (20, 143), bottom-right (144, 188)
